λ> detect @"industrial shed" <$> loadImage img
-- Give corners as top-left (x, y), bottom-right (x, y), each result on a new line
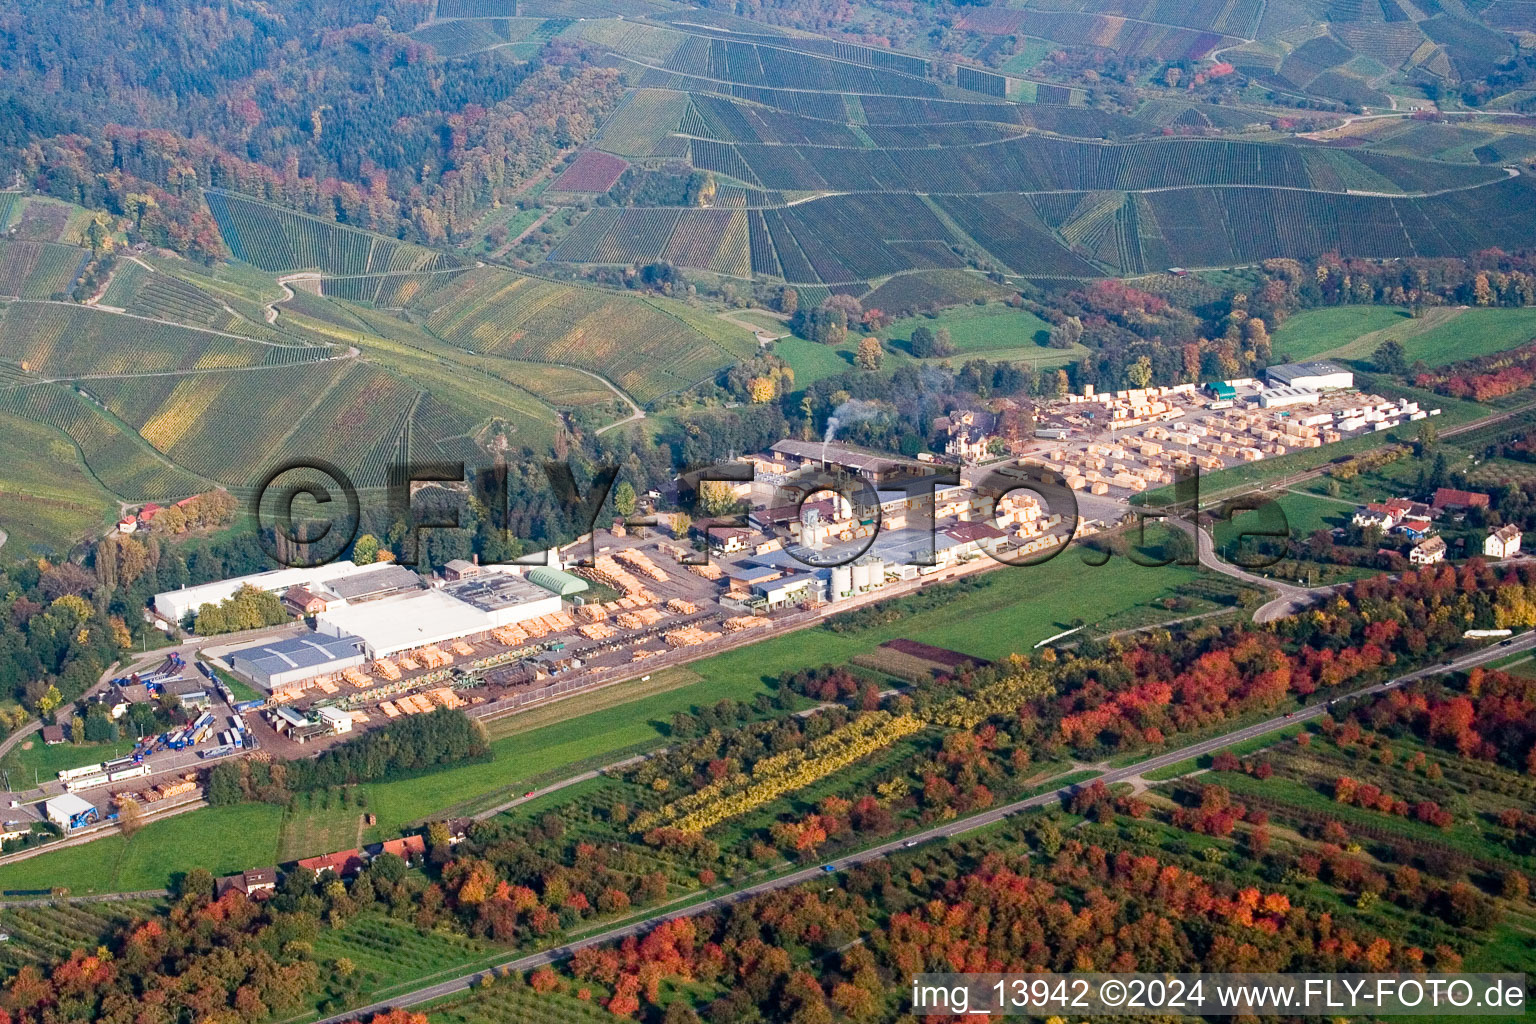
top-left (322, 564), bottom-right (424, 604)
top-left (526, 566), bottom-right (589, 598)
top-left (226, 633), bottom-right (368, 692)
top-left (154, 561), bottom-right (405, 623)
top-left (1264, 362), bottom-right (1353, 391)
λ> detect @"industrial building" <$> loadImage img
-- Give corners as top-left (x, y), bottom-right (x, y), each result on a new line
top-left (226, 633), bottom-right (368, 692)
top-left (154, 561), bottom-right (413, 623)
top-left (322, 565), bottom-right (424, 604)
top-left (1264, 362), bottom-right (1354, 391)
top-left (313, 572), bottom-right (562, 658)
top-left (45, 793), bottom-right (99, 830)
top-left (1257, 386), bottom-right (1322, 409)
top-left (443, 572), bottom-right (564, 627)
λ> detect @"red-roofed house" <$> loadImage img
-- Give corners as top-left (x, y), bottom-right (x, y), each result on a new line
top-left (380, 835), bottom-right (427, 862)
top-left (1433, 487), bottom-right (1490, 511)
top-left (296, 849), bottom-right (365, 877)
top-left (136, 503), bottom-right (162, 525)
top-left (282, 586), bottom-right (329, 616)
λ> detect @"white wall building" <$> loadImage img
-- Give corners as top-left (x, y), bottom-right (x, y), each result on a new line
top-left (313, 582), bottom-right (560, 658)
top-left (154, 561), bottom-right (403, 623)
top-left (1485, 525), bottom-right (1523, 560)
top-left (1264, 362), bottom-right (1354, 391)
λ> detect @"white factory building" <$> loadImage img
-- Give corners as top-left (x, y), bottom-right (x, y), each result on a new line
top-left (313, 570), bottom-right (562, 658)
top-left (154, 561), bottom-right (415, 623)
top-left (1264, 361), bottom-right (1354, 391)
top-left (1257, 386), bottom-right (1322, 409)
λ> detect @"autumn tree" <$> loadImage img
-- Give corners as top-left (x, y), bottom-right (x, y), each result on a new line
top-left (855, 337), bottom-right (883, 371)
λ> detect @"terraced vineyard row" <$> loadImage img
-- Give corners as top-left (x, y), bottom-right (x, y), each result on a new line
top-left (694, 134), bottom-right (1508, 195)
top-left (0, 240), bottom-right (89, 299)
top-left (207, 191), bottom-right (460, 276)
top-left (320, 269), bottom-right (471, 307)
top-left (0, 302), bottom-right (332, 378)
top-left (657, 34), bottom-right (942, 96)
top-left (409, 16), bottom-right (559, 56)
top-left (405, 267), bottom-right (742, 404)
top-left (593, 88), bottom-right (691, 156)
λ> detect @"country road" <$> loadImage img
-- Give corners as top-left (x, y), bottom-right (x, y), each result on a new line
top-left (312, 629), bottom-right (1536, 1023)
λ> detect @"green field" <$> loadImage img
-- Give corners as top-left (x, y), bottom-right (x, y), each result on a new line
top-left (771, 336), bottom-right (856, 387)
top-left (775, 302), bottom-right (1083, 389)
top-left (0, 553), bottom-right (1214, 892)
top-left (0, 410), bottom-right (119, 554)
top-left (0, 734), bottom-right (141, 786)
top-left (0, 802), bottom-right (284, 895)
top-left (1271, 306), bottom-right (1412, 361)
top-left (1213, 490), bottom-right (1353, 555)
top-left (880, 303), bottom-right (1071, 362)
top-left (1272, 305), bottom-right (1536, 367)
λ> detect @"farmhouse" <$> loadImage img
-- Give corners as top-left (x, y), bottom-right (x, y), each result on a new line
top-left (1432, 487), bottom-right (1490, 511)
top-left (282, 587), bottom-right (329, 617)
top-left (1485, 524), bottom-right (1523, 559)
top-left (296, 849), bottom-right (365, 877)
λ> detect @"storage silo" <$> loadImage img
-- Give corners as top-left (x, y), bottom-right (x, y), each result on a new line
top-left (831, 564), bottom-right (853, 600)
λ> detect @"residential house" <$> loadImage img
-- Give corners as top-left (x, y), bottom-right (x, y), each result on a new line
top-left (296, 849), bottom-right (365, 878)
top-left (1409, 536), bottom-right (1447, 565)
top-left (40, 724), bottom-right (64, 745)
top-left (1485, 524), bottom-right (1523, 560)
top-left (379, 834), bottom-right (427, 862)
top-left (215, 867), bottom-right (278, 900)
top-left (938, 410), bottom-right (997, 463)
top-left (282, 586), bottom-right (329, 617)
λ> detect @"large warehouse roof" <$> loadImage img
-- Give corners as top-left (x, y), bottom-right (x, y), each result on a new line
top-left (444, 572), bottom-right (551, 612)
top-left (315, 590), bottom-right (492, 658)
top-left (322, 564), bottom-right (424, 603)
top-left (155, 561), bottom-right (401, 622)
top-left (227, 633), bottom-right (366, 679)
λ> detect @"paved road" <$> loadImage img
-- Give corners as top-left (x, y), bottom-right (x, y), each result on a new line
top-left (1163, 515), bottom-right (1339, 623)
top-left (313, 631), bottom-right (1536, 1023)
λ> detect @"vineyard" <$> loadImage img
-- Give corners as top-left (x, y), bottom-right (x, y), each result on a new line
top-left (593, 89), bottom-right (690, 157)
top-left (547, 151), bottom-right (630, 194)
top-left (311, 911), bottom-right (498, 997)
top-left (0, 380), bottom-right (210, 499)
top-left (0, 240), bottom-right (89, 299)
top-left (404, 266), bottom-right (749, 404)
top-left (680, 134), bottom-right (1509, 195)
top-left (433, 0), bottom-right (519, 17)
top-left (409, 17), bottom-right (558, 56)
top-left (319, 269), bottom-right (471, 307)
top-left (0, 302), bottom-right (335, 379)
top-left (206, 191), bottom-right (461, 276)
